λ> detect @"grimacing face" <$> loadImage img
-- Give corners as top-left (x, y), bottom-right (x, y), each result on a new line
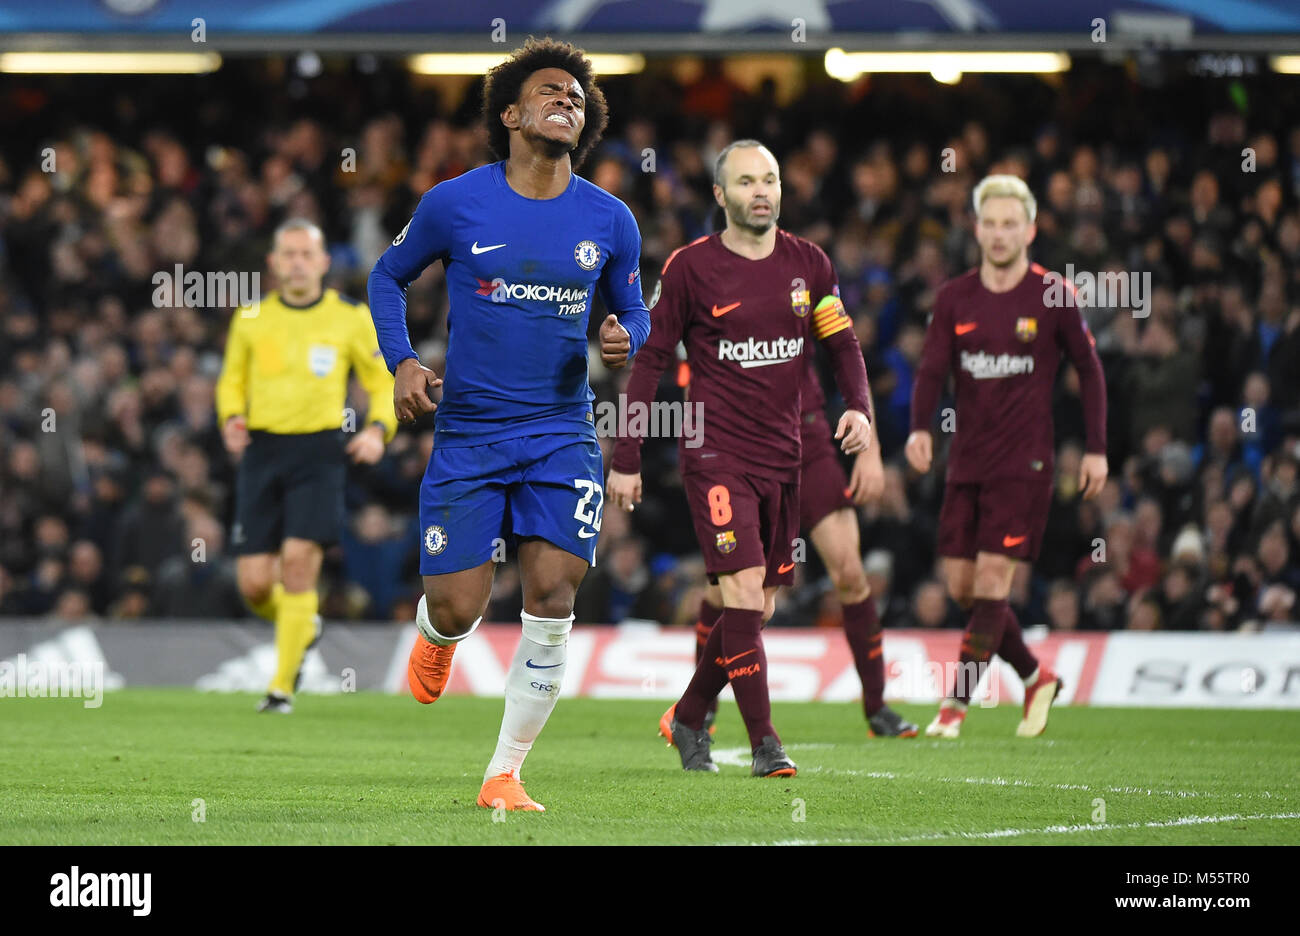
top-left (505, 67), bottom-right (586, 155)
top-left (975, 195), bottom-right (1036, 268)
top-left (715, 145), bottom-right (782, 234)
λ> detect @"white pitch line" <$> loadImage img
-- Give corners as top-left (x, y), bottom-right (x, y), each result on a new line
top-left (709, 745), bottom-right (1284, 800)
top-left (743, 812), bottom-right (1300, 846)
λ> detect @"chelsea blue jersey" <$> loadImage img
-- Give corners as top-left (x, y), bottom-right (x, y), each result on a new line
top-left (368, 161), bottom-right (651, 447)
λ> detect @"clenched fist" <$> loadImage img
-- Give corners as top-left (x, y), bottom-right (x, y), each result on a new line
top-left (600, 314), bottom-right (631, 369)
top-left (394, 357), bottom-right (442, 423)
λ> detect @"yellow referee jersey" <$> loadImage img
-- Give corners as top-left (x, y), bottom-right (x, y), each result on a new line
top-left (216, 289), bottom-right (397, 441)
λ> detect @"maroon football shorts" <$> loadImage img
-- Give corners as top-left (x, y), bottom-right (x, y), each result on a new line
top-left (683, 470), bottom-right (800, 587)
top-left (799, 448), bottom-right (854, 533)
top-left (937, 478), bottom-right (1054, 562)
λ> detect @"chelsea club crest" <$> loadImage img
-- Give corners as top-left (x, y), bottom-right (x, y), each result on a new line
top-left (574, 240), bottom-right (601, 270)
top-left (424, 525), bottom-right (448, 556)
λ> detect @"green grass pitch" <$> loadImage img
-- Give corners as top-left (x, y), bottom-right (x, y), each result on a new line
top-left (3, 689), bottom-right (1297, 845)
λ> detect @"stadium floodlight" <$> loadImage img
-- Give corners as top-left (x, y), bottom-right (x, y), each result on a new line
top-left (1270, 55), bottom-right (1300, 74)
top-left (0, 52), bottom-right (222, 74)
top-left (408, 53), bottom-right (645, 76)
top-left (824, 49), bottom-right (1070, 83)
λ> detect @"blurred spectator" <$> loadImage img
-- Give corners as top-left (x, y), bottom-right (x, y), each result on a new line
top-left (1045, 579), bottom-right (1080, 631)
top-left (1081, 567), bottom-right (1126, 631)
top-left (67, 540), bottom-right (111, 615)
top-left (151, 509), bottom-right (244, 618)
top-left (860, 465), bottom-right (934, 599)
top-left (1124, 319), bottom-right (1200, 447)
top-left (341, 503), bottom-right (414, 620)
top-left (908, 580), bottom-right (962, 628)
top-left (50, 589), bottom-right (93, 621)
top-left (110, 469), bottom-right (186, 596)
top-left (1128, 594), bottom-right (1163, 631)
top-left (864, 549), bottom-right (908, 628)
top-left (573, 537), bottom-right (658, 624)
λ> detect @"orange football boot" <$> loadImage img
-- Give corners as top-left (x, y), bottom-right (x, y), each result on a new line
top-left (477, 772), bottom-right (545, 812)
top-left (407, 633), bottom-right (457, 703)
top-left (658, 703), bottom-right (677, 746)
top-left (659, 702), bottom-right (717, 744)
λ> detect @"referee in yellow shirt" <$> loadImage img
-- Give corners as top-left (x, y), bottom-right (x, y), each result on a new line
top-left (216, 219), bottom-right (398, 713)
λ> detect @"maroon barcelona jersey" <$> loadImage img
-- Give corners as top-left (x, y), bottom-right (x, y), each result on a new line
top-left (798, 356), bottom-right (837, 466)
top-left (911, 262), bottom-right (1107, 484)
top-left (612, 231), bottom-right (871, 483)
top-left (800, 355), bottom-right (827, 414)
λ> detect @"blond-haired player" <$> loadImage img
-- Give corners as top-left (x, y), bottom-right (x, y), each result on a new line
top-left (906, 175), bottom-right (1108, 738)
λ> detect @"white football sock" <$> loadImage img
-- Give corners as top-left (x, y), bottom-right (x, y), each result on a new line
top-left (484, 610), bottom-right (572, 782)
top-left (415, 595), bottom-right (479, 646)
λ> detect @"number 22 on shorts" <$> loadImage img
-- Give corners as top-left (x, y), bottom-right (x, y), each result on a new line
top-left (573, 479), bottom-right (604, 536)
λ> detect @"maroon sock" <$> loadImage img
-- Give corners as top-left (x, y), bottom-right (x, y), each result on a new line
top-left (696, 598), bottom-right (722, 718)
top-left (676, 620), bottom-right (727, 730)
top-left (843, 597), bottom-right (886, 716)
top-left (693, 620), bottom-right (710, 666)
top-left (996, 605), bottom-right (1039, 680)
top-left (716, 608), bottom-right (775, 750)
top-left (953, 598), bottom-right (1010, 705)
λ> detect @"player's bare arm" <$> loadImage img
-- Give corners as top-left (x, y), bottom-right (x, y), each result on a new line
top-left (393, 357), bottom-right (442, 423)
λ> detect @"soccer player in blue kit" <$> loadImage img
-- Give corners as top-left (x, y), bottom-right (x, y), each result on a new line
top-left (367, 39), bottom-right (650, 812)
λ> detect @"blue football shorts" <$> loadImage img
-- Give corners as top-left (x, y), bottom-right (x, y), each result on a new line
top-left (417, 433), bottom-right (605, 575)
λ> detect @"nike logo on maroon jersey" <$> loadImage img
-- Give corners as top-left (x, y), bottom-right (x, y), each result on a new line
top-left (955, 322), bottom-right (978, 335)
top-left (712, 301), bottom-right (741, 317)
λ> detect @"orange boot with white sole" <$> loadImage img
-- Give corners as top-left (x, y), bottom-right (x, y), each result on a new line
top-left (925, 699), bottom-right (967, 738)
top-left (477, 772), bottom-right (545, 812)
top-left (406, 596), bottom-right (460, 704)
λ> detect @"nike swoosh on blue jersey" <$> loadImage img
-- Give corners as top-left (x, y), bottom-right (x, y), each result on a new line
top-left (525, 659), bottom-right (562, 669)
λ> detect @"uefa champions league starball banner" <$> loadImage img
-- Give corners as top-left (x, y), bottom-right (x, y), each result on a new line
top-left (1, 620), bottom-right (1297, 708)
top-left (2, 0), bottom-right (1300, 34)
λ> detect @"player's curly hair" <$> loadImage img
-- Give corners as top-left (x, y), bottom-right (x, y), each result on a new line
top-left (482, 36), bottom-right (609, 170)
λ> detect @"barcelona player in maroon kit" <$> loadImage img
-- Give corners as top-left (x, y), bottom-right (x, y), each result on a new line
top-left (689, 358), bottom-right (918, 739)
top-left (907, 175), bottom-right (1108, 739)
top-left (608, 141), bottom-right (874, 776)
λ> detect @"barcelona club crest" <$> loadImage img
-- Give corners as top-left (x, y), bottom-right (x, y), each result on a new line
top-left (790, 279), bottom-right (811, 317)
top-left (423, 525), bottom-right (448, 557)
top-left (1015, 317), bottom-right (1038, 343)
top-left (574, 240), bottom-right (601, 270)
top-left (715, 530), bottom-right (737, 554)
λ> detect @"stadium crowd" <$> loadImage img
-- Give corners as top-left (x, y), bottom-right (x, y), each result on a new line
top-left (1, 60), bottom-right (1298, 632)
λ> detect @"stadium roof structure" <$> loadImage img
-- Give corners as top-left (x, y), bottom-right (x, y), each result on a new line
top-left (2, 0), bottom-right (1300, 53)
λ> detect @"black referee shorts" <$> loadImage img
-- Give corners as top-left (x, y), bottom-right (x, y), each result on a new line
top-left (232, 430), bottom-right (346, 555)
